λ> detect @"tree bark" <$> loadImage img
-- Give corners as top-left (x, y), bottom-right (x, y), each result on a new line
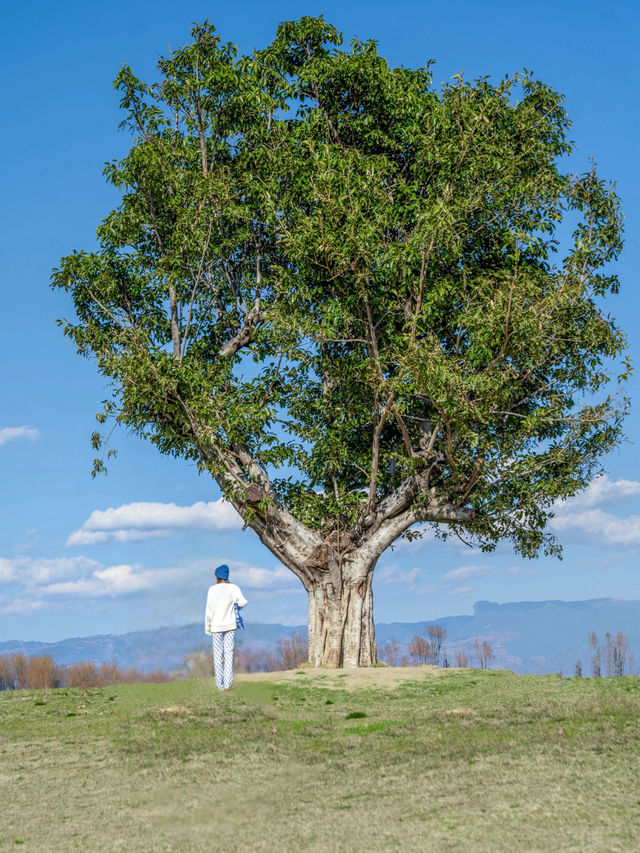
top-left (306, 556), bottom-right (378, 667)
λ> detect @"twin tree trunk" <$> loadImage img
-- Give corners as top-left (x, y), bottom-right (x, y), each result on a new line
top-left (237, 481), bottom-right (383, 667)
top-left (305, 557), bottom-right (378, 668)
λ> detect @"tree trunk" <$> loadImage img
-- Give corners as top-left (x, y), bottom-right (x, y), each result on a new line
top-left (306, 558), bottom-right (378, 667)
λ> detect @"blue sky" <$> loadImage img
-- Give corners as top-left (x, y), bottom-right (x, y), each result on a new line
top-left (1, 0), bottom-right (639, 642)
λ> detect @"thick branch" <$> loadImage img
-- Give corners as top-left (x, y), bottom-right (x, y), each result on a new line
top-left (362, 467), bottom-right (432, 530)
top-left (218, 304), bottom-right (262, 357)
top-left (368, 392), bottom-right (394, 510)
top-left (171, 389), bottom-right (321, 584)
top-left (361, 501), bottom-right (475, 564)
top-left (168, 284), bottom-right (181, 357)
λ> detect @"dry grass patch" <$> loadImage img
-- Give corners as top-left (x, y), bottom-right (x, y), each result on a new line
top-left (237, 663), bottom-right (444, 691)
top-left (444, 706), bottom-right (480, 718)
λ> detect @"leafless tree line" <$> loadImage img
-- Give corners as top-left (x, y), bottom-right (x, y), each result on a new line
top-left (4, 627), bottom-right (632, 687)
top-left (378, 627), bottom-right (495, 670)
top-left (575, 630), bottom-right (632, 677)
top-left (0, 654), bottom-right (173, 690)
top-left (0, 632), bottom-right (311, 691)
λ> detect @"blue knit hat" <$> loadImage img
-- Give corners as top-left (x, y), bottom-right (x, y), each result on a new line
top-left (215, 564), bottom-right (230, 580)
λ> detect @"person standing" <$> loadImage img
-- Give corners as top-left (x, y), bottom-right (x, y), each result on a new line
top-left (204, 564), bottom-right (248, 691)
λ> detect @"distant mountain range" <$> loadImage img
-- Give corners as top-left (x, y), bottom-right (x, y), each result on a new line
top-left (377, 597), bottom-right (640, 675)
top-left (1, 598), bottom-right (638, 676)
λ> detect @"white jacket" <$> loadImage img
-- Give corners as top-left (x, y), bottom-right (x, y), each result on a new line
top-left (204, 582), bottom-right (247, 634)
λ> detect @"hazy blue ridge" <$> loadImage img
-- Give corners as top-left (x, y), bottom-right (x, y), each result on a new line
top-left (1, 598), bottom-right (638, 676)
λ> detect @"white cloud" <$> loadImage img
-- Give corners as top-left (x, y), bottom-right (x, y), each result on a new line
top-left (0, 555), bottom-right (100, 585)
top-left (413, 583), bottom-right (440, 597)
top-left (67, 498), bottom-right (243, 546)
top-left (393, 524), bottom-right (437, 553)
top-left (0, 558), bottom-right (16, 583)
top-left (551, 508), bottom-right (640, 546)
top-left (450, 586), bottom-right (472, 595)
top-left (0, 554), bottom-right (161, 603)
top-left (377, 564), bottom-right (421, 585)
top-left (551, 475), bottom-right (640, 546)
top-left (42, 564), bottom-right (154, 598)
top-left (69, 529), bottom-right (171, 546)
top-left (556, 474), bottom-right (640, 512)
top-left (95, 564), bottom-right (153, 593)
top-left (0, 599), bottom-right (45, 615)
top-left (441, 564), bottom-right (491, 582)
top-left (0, 425), bottom-right (39, 447)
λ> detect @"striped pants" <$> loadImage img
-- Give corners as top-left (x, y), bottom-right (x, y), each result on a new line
top-left (211, 630), bottom-right (235, 690)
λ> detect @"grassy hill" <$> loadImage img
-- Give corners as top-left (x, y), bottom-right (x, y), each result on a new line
top-left (2, 667), bottom-right (640, 851)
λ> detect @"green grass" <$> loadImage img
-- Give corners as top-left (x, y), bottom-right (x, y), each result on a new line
top-left (1, 670), bottom-right (640, 851)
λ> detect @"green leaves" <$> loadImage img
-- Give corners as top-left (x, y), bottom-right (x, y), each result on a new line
top-left (52, 17), bottom-right (628, 557)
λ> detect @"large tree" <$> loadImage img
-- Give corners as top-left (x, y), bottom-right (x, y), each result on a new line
top-left (52, 18), bottom-right (628, 667)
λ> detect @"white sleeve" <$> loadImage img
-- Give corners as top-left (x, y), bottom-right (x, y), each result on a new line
top-left (235, 585), bottom-right (248, 608)
top-left (204, 588), bottom-right (213, 633)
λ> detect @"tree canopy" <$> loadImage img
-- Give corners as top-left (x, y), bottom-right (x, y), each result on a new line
top-left (52, 17), bottom-right (628, 666)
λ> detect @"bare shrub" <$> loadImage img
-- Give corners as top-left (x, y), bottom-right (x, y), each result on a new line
top-left (236, 636), bottom-right (307, 673)
top-left (408, 625), bottom-right (448, 666)
top-left (116, 668), bottom-right (172, 684)
top-left (0, 654), bottom-right (13, 690)
top-left (0, 654), bottom-right (62, 690)
top-left (23, 655), bottom-right (64, 689)
top-left (143, 669), bottom-right (173, 683)
top-left (408, 635), bottom-right (431, 664)
top-left (380, 638), bottom-right (404, 667)
top-left (605, 631), bottom-right (630, 676)
top-left (378, 637), bottom-right (412, 666)
top-left (277, 631), bottom-right (308, 670)
top-left (181, 650), bottom-right (213, 678)
top-left (474, 638), bottom-right (494, 669)
top-left (0, 653), bottom-right (64, 690)
top-left (235, 646), bottom-right (280, 673)
top-left (0, 654), bottom-right (21, 690)
top-left (96, 663), bottom-right (120, 685)
top-left (66, 662), bottom-right (173, 686)
top-left (66, 662), bottom-right (101, 688)
top-left (455, 649), bottom-right (469, 668)
top-left (575, 659), bottom-right (583, 677)
top-left (427, 626), bottom-right (447, 664)
top-left (589, 631), bottom-right (601, 677)
top-left (12, 654), bottom-right (28, 689)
